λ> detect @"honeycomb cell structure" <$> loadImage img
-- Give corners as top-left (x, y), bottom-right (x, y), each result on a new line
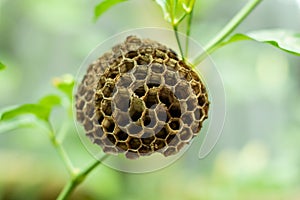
top-left (75, 36), bottom-right (209, 159)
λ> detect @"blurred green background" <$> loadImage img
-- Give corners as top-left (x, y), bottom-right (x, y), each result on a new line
top-left (1, 0), bottom-right (300, 199)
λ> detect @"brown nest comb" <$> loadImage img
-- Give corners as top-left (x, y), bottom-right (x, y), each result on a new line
top-left (75, 36), bottom-right (209, 159)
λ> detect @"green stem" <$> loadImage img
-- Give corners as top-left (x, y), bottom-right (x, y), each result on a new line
top-left (193, 0), bottom-right (263, 66)
top-left (185, 8), bottom-right (194, 58)
top-left (57, 154), bottom-right (109, 200)
top-left (173, 24), bottom-right (185, 60)
top-left (47, 123), bottom-right (74, 175)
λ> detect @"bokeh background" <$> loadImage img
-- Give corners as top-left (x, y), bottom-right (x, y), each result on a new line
top-left (1, 0), bottom-right (300, 199)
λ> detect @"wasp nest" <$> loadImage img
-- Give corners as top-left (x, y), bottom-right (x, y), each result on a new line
top-left (76, 36), bottom-right (209, 159)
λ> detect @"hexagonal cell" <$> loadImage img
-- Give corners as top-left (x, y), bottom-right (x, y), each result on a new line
top-left (190, 70), bottom-right (200, 81)
top-left (142, 110), bottom-right (157, 128)
top-left (150, 63), bottom-right (165, 74)
top-left (115, 128), bottom-right (128, 141)
top-left (85, 104), bottom-right (94, 119)
top-left (133, 85), bottom-right (147, 98)
top-left (167, 50), bottom-right (178, 60)
top-left (116, 141), bottom-right (128, 151)
top-left (96, 75), bottom-right (106, 89)
top-left (178, 69), bottom-right (192, 81)
top-left (106, 133), bottom-right (117, 144)
top-left (125, 51), bottom-right (139, 59)
top-left (186, 96), bottom-right (198, 111)
top-left (153, 139), bottom-right (166, 151)
top-left (103, 146), bottom-right (118, 155)
top-left (168, 118), bottom-right (181, 131)
top-left (190, 80), bottom-right (201, 95)
top-left (76, 99), bottom-right (85, 110)
top-left (101, 99), bottom-right (112, 116)
top-left (154, 49), bottom-right (167, 60)
top-left (125, 150), bottom-right (139, 159)
top-left (133, 65), bottom-right (148, 80)
top-left (144, 88), bottom-right (159, 108)
top-left (127, 123), bottom-right (143, 135)
top-left (146, 74), bottom-right (162, 88)
top-left (76, 111), bottom-right (84, 124)
top-left (176, 142), bottom-right (187, 152)
top-left (101, 117), bottom-right (115, 133)
top-left (95, 91), bottom-right (103, 105)
top-left (102, 136), bottom-right (115, 146)
top-left (168, 102), bottom-right (181, 118)
top-left (164, 58), bottom-right (178, 70)
top-left (102, 82), bottom-right (115, 98)
top-left (193, 107), bottom-right (202, 121)
top-left (181, 112), bottom-right (194, 126)
top-left (178, 60), bottom-right (191, 70)
top-left (155, 126), bottom-right (168, 139)
top-left (158, 87), bottom-right (175, 108)
top-left (141, 136), bottom-right (155, 145)
top-left (113, 88), bottom-right (130, 112)
top-left (191, 121), bottom-right (201, 133)
top-left (83, 74), bottom-right (94, 87)
top-left (128, 137), bottom-right (142, 150)
top-left (113, 111), bottom-right (130, 127)
top-left (155, 104), bottom-right (168, 122)
top-left (197, 94), bottom-right (207, 107)
top-left (107, 66), bottom-right (120, 79)
top-left (166, 134), bottom-right (180, 147)
top-left (139, 44), bottom-right (153, 55)
top-left (179, 127), bottom-right (193, 141)
top-left (84, 89), bottom-right (94, 102)
top-left (138, 145), bottom-right (152, 155)
top-left (136, 55), bottom-right (151, 65)
top-left (119, 60), bottom-right (135, 73)
top-left (163, 70), bottom-right (177, 86)
top-left (96, 111), bottom-right (104, 125)
top-left (163, 147), bottom-right (177, 157)
top-left (175, 81), bottom-right (190, 100)
top-left (94, 127), bottom-right (104, 138)
top-left (116, 74), bottom-right (133, 88)
top-left (83, 120), bottom-right (93, 132)
top-left (129, 97), bottom-right (145, 121)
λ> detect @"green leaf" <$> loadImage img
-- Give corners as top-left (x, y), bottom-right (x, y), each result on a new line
top-left (154, 0), bottom-right (187, 24)
top-left (0, 61), bottom-right (6, 70)
top-left (94, 0), bottom-right (127, 21)
top-left (0, 104), bottom-right (51, 122)
top-left (39, 95), bottom-right (61, 108)
top-left (0, 95), bottom-right (61, 124)
top-left (222, 29), bottom-right (300, 56)
top-left (52, 74), bottom-right (75, 102)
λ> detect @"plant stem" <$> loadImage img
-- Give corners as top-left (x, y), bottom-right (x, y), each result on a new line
top-left (57, 154), bottom-right (109, 200)
top-left (47, 123), bottom-right (74, 175)
top-left (193, 0), bottom-right (263, 66)
top-left (173, 24), bottom-right (185, 60)
top-left (185, 8), bottom-right (194, 58)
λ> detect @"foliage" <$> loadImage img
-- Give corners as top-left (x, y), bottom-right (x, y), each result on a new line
top-left (1, 0), bottom-right (300, 199)
top-left (222, 29), bottom-right (300, 56)
top-left (0, 61), bottom-right (6, 71)
top-left (94, 0), bottom-right (128, 21)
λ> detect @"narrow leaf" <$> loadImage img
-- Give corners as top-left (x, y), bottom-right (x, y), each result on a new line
top-left (94, 0), bottom-right (127, 21)
top-left (154, 0), bottom-right (172, 22)
top-left (52, 74), bottom-right (75, 102)
top-left (0, 61), bottom-right (6, 70)
top-left (222, 29), bottom-right (300, 56)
